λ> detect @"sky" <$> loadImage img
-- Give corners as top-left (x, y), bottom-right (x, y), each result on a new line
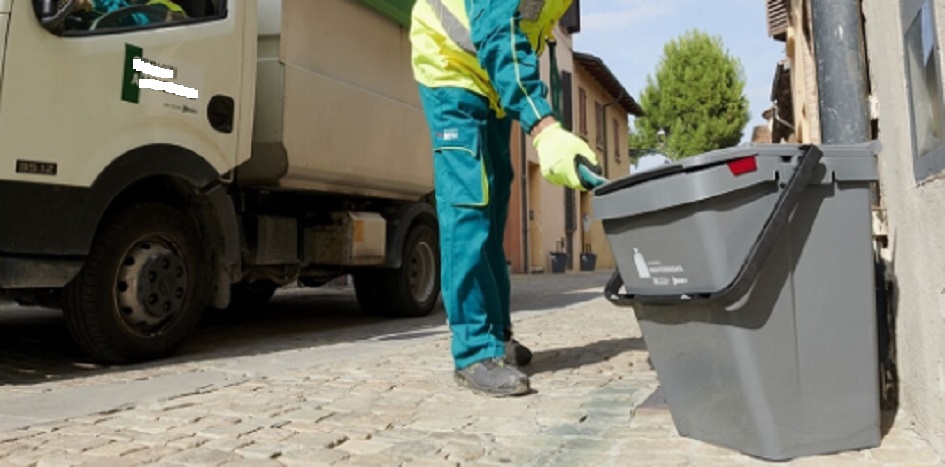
top-left (572, 0), bottom-right (787, 141)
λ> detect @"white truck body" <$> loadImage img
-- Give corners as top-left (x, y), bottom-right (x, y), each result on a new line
top-left (249, 0), bottom-right (432, 199)
top-left (0, 0), bottom-right (439, 363)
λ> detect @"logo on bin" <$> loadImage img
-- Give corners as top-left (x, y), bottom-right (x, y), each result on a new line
top-left (633, 248), bottom-right (651, 279)
top-left (672, 277), bottom-right (689, 286)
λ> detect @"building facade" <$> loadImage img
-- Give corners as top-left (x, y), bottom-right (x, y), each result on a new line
top-left (502, 20), bottom-right (642, 274)
top-left (765, 0), bottom-right (945, 456)
top-left (572, 52), bottom-right (641, 271)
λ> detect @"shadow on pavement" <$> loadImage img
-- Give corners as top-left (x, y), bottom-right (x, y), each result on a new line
top-left (0, 271), bottom-right (616, 386)
top-left (525, 336), bottom-right (647, 376)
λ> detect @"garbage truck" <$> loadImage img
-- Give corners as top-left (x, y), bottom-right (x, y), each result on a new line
top-left (0, 0), bottom-right (440, 363)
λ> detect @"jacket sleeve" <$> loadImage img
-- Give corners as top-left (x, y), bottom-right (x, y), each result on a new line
top-left (465, 0), bottom-right (554, 133)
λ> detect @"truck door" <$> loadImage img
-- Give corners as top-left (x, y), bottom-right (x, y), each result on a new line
top-left (0, 0), bottom-right (249, 189)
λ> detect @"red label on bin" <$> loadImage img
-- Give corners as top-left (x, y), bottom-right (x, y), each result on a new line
top-left (727, 156), bottom-right (758, 176)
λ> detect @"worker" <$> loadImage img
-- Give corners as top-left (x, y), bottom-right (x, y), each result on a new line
top-left (71, 0), bottom-right (187, 29)
top-left (411, 0), bottom-right (606, 397)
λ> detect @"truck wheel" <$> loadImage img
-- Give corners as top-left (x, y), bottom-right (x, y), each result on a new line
top-left (354, 223), bottom-right (440, 318)
top-left (230, 281), bottom-right (278, 309)
top-left (63, 203), bottom-right (209, 363)
top-left (353, 271), bottom-right (385, 313)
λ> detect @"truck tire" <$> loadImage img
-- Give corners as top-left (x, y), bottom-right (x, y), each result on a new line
top-left (63, 203), bottom-right (209, 363)
top-left (354, 223), bottom-right (440, 318)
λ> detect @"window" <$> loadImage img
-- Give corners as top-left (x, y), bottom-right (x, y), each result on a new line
top-left (595, 102), bottom-right (604, 149)
top-left (903, 0), bottom-right (945, 180)
top-left (578, 88), bottom-right (588, 135)
top-left (35, 0), bottom-right (227, 35)
top-left (613, 118), bottom-right (620, 161)
top-left (562, 72), bottom-right (574, 131)
top-left (560, 0), bottom-right (581, 34)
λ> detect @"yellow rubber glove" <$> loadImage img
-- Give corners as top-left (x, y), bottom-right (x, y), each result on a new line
top-left (533, 122), bottom-right (607, 191)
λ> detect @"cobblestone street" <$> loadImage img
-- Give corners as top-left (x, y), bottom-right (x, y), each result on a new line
top-left (0, 272), bottom-right (941, 466)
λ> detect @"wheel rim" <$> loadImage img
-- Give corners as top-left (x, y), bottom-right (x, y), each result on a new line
top-left (115, 236), bottom-right (189, 337)
top-left (409, 239), bottom-right (437, 304)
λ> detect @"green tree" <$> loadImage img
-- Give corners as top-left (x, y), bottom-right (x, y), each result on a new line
top-left (630, 30), bottom-right (750, 160)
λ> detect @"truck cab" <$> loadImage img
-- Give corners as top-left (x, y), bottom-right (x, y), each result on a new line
top-left (0, 0), bottom-right (439, 363)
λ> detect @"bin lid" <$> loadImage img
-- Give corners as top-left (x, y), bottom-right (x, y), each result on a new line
top-left (593, 143), bottom-right (879, 221)
top-left (598, 142), bottom-right (879, 196)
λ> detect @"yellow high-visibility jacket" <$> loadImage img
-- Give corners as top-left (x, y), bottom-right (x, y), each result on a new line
top-left (410, 0), bottom-right (572, 132)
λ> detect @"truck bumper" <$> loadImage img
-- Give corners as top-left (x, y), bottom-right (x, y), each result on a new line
top-left (0, 180), bottom-right (95, 256)
top-left (0, 255), bottom-right (82, 289)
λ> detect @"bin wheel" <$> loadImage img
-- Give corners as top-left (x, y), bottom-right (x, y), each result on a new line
top-left (354, 223), bottom-right (440, 318)
top-left (63, 204), bottom-right (209, 363)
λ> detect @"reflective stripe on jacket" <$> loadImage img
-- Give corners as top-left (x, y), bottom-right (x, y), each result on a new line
top-left (410, 0), bottom-right (572, 132)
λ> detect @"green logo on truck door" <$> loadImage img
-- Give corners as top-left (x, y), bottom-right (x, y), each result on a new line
top-left (122, 43), bottom-right (197, 104)
top-left (122, 43), bottom-right (144, 104)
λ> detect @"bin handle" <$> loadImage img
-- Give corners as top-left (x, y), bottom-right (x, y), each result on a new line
top-left (604, 144), bottom-right (825, 307)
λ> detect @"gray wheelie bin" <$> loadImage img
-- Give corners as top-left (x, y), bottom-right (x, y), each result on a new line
top-left (594, 143), bottom-right (880, 461)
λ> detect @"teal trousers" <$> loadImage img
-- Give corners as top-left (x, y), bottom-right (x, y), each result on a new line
top-left (418, 85), bottom-right (514, 370)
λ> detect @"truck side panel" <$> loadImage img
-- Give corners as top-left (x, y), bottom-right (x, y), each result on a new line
top-left (246, 0), bottom-right (433, 201)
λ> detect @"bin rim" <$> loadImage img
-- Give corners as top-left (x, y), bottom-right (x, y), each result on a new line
top-left (596, 141), bottom-right (881, 197)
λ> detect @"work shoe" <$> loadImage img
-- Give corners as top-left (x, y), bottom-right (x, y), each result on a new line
top-left (454, 358), bottom-right (530, 397)
top-left (505, 338), bottom-right (533, 367)
top-left (504, 329), bottom-right (533, 367)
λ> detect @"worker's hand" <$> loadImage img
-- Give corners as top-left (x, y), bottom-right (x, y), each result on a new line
top-left (532, 122), bottom-right (607, 191)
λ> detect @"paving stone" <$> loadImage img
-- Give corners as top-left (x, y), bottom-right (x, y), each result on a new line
top-left (320, 411), bottom-right (400, 431)
top-left (235, 428), bottom-right (294, 444)
top-left (78, 456), bottom-right (156, 467)
top-left (440, 440), bottom-right (485, 462)
top-left (196, 422), bottom-right (264, 440)
top-left (610, 451), bottom-right (690, 465)
top-left (98, 417), bottom-right (156, 431)
top-left (337, 439), bottom-right (394, 456)
top-left (385, 439), bottom-right (442, 460)
top-left (276, 446), bottom-right (350, 466)
top-left (166, 435), bottom-right (210, 450)
top-left (322, 396), bottom-right (378, 413)
top-left (332, 425), bottom-right (379, 441)
top-left (81, 441), bottom-right (148, 457)
top-left (233, 442), bottom-right (286, 460)
top-left (792, 456), bottom-right (882, 467)
top-left (16, 434), bottom-right (52, 448)
top-left (51, 425), bottom-right (112, 437)
top-left (278, 408), bottom-right (334, 423)
top-left (110, 446), bottom-right (183, 465)
top-left (125, 418), bottom-right (182, 434)
top-left (4, 447), bottom-right (51, 466)
top-left (281, 432), bottom-right (349, 450)
top-left (341, 452), bottom-right (404, 467)
top-left (473, 447), bottom-right (544, 466)
top-left (401, 459), bottom-right (460, 467)
top-left (157, 408), bottom-right (213, 423)
top-left (0, 441), bottom-right (38, 458)
top-left (282, 421), bottom-right (333, 434)
top-left (407, 416), bottom-right (472, 432)
top-left (34, 451), bottom-right (82, 467)
top-left (869, 448), bottom-right (944, 464)
top-left (200, 438), bottom-right (254, 452)
top-left (218, 459), bottom-right (285, 467)
top-left (127, 431), bottom-right (193, 448)
top-left (160, 447), bottom-right (244, 465)
top-left (0, 430), bottom-right (42, 443)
